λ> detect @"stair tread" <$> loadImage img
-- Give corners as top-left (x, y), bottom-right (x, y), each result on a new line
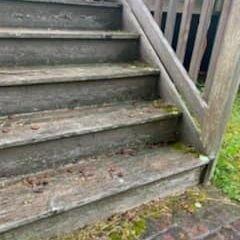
top-left (20, 0), bottom-right (122, 8)
top-left (0, 28), bottom-right (138, 39)
top-left (0, 62), bottom-right (159, 86)
top-left (0, 145), bottom-right (209, 234)
top-left (0, 101), bottom-right (180, 149)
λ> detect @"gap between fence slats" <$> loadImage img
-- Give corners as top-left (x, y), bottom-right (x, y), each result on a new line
top-left (126, 0), bottom-right (207, 123)
top-left (189, 0), bottom-right (215, 83)
top-left (154, 0), bottom-right (164, 27)
top-left (164, 0), bottom-right (177, 45)
top-left (176, 0), bottom-right (195, 63)
top-left (203, 0), bottom-right (232, 101)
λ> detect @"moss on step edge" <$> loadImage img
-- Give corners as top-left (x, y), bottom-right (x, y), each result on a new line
top-left (152, 99), bottom-right (180, 115)
top-left (171, 142), bottom-right (209, 166)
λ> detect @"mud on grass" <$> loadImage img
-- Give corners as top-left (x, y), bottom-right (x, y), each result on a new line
top-left (50, 188), bottom-right (207, 240)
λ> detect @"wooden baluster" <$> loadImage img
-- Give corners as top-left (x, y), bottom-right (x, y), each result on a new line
top-left (203, 0), bottom-right (232, 101)
top-left (189, 0), bottom-right (215, 83)
top-left (165, 0), bottom-right (177, 45)
top-left (154, 0), bottom-right (164, 27)
top-left (125, 0), bottom-right (207, 122)
top-left (202, 0), bottom-right (240, 180)
top-left (176, 0), bottom-right (195, 63)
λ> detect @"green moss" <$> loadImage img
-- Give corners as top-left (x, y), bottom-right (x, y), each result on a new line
top-left (213, 93), bottom-right (240, 202)
top-left (172, 142), bottom-right (199, 157)
top-left (51, 188), bottom-right (207, 240)
top-left (152, 99), bottom-right (180, 115)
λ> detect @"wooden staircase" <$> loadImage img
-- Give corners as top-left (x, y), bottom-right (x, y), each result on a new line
top-left (0, 0), bottom-right (210, 239)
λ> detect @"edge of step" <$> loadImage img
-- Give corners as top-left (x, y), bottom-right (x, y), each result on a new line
top-left (13, 0), bottom-right (122, 8)
top-left (0, 63), bottom-right (159, 86)
top-left (0, 145), bottom-right (210, 235)
top-left (0, 29), bottom-right (138, 39)
top-left (0, 101), bottom-right (181, 149)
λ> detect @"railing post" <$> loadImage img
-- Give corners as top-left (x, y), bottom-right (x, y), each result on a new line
top-left (202, 0), bottom-right (240, 178)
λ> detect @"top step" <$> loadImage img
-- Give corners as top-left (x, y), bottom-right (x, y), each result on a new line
top-left (0, 0), bottom-right (122, 30)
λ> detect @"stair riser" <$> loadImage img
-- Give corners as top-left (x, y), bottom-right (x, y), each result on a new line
top-left (0, 75), bottom-right (158, 115)
top-left (0, 0), bottom-right (122, 30)
top-left (0, 39), bottom-right (139, 67)
top-left (0, 119), bottom-right (179, 178)
top-left (0, 168), bottom-right (202, 240)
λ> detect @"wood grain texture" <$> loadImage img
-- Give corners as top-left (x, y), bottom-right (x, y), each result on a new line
top-left (203, 0), bottom-right (232, 101)
top-left (125, 0), bottom-right (207, 123)
top-left (0, 35), bottom-right (139, 67)
top-left (0, 145), bottom-right (208, 239)
top-left (154, 0), bottom-right (164, 27)
top-left (189, 0), bottom-right (215, 83)
top-left (0, 63), bottom-right (159, 115)
top-left (202, 0), bottom-right (240, 162)
top-left (0, 0), bottom-right (122, 30)
top-left (0, 101), bottom-right (180, 177)
top-left (144, 0), bottom-right (223, 14)
top-left (20, 0), bottom-right (122, 7)
top-left (0, 63), bottom-right (158, 86)
top-left (176, 0), bottom-right (195, 63)
top-left (164, 0), bottom-right (177, 45)
top-left (121, 0), bottom-right (204, 152)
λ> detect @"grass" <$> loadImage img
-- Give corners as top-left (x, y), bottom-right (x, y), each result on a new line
top-left (213, 93), bottom-right (240, 202)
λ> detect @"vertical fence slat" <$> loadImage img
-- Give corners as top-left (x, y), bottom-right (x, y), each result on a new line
top-left (189, 0), bottom-right (215, 83)
top-left (203, 0), bottom-right (232, 101)
top-left (164, 0), bottom-right (177, 45)
top-left (202, 0), bottom-right (240, 178)
top-left (176, 0), bottom-right (195, 63)
top-left (154, 0), bottom-right (164, 26)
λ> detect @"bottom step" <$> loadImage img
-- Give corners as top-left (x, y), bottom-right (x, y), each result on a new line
top-left (0, 145), bottom-right (210, 240)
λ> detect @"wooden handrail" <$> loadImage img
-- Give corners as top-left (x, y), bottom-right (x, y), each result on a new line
top-left (126, 0), bottom-right (240, 181)
top-left (126, 0), bottom-right (207, 123)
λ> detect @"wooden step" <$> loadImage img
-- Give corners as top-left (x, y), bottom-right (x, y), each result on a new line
top-left (0, 29), bottom-right (139, 67)
top-left (0, 101), bottom-right (181, 179)
top-left (0, 0), bottom-right (122, 30)
top-left (0, 145), bottom-right (210, 240)
top-left (0, 63), bottom-right (159, 115)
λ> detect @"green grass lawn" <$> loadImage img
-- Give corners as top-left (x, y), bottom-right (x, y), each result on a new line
top-left (213, 93), bottom-right (240, 202)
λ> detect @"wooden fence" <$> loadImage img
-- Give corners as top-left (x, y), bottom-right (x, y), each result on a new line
top-left (125, 0), bottom-right (240, 179)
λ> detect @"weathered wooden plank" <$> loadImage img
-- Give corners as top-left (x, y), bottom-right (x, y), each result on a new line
top-left (153, 0), bottom-right (164, 26)
top-left (125, 0), bottom-right (207, 123)
top-left (203, 0), bottom-right (232, 101)
top-left (202, 0), bottom-right (240, 178)
top-left (0, 0), bottom-right (122, 30)
top-left (0, 145), bottom-right (207, 239)
top-left (0, 63), bottom-right (158, 115)
top-left (189, 0), bottom-right (215, 83)
top-left (17, 0), bottom-right (122, 8)
top-left (121, 0), bottom-right (204, 151)
top-left (164, 0), bottom-right (177, 44)
top-left (144, 0), bottom-right (223, 14)
top-left (0, 30), bottom-right (139, 66)
top-left (176, 0), bottom-right (195, 63)
top-left (0, 102), bottom-right (180, 177)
